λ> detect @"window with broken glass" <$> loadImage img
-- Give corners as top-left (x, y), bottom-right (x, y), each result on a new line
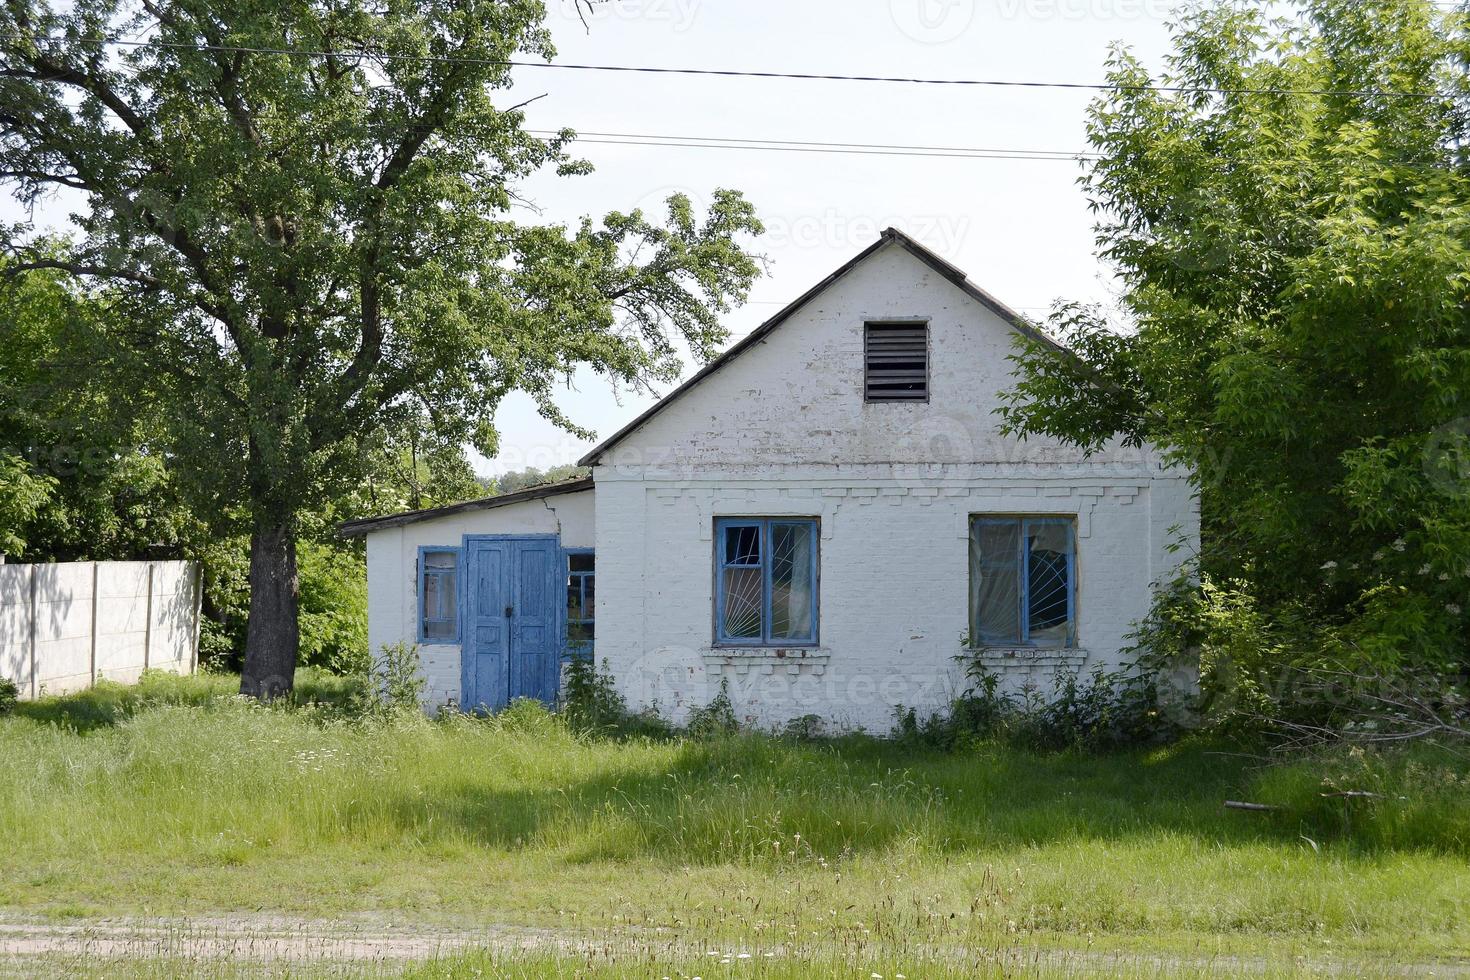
top-left (715, 518), bottom-right (818, 646)
top-left (418, 548), bottom-right (459, 643)
top-left (968, 517), bottom-right (1076, 648)
top-left (565, 550), bottom-right (595, 659)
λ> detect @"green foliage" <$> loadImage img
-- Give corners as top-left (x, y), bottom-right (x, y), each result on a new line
top-left (0, 452), bottom-right (52, 557)
top-left (0, 263), bottom-right (197, 561)
top-left (198, 536), bottom-right (368, 675)
top-left (560, 656), bottom-right (629, 735)
top-left (0, 676), bottom-right (17, 715)
top-left (999, 0), bottom-right (1470, 687)
top-left (0, 0), bottom-right (763, 685)
top-left (1128, 572), bottom-right (1298, 736)
top-left (1130, 568), bottom-right (1470, 741)
top-left (780, 714), bottom-right (826, 741)
top-left (685, 678), bottom-right (741, 739)
top-left (297, 542), bottom-right (369, 676)
top-left (353, 642), bottom-right (426, 719)
top-left (901, 661), bottom-right (1176, 753)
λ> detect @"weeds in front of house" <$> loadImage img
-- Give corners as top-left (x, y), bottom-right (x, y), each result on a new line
top-left (348, 642), bottom-right (427, 720)
top-left (685, 677), bottom-right (740, 739)
top-left (894, 657), bottom-right (1178, 754)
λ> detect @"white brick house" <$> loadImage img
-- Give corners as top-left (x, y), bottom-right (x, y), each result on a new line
top-left (343, 229), bottom-right (1197, 733)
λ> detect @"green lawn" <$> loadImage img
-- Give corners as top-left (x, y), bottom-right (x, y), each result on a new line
top-left (2, 671), bottom-right (1468, 977)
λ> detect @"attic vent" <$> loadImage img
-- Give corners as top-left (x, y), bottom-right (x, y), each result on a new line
top-left (864, 321), bottom-right (929, 402)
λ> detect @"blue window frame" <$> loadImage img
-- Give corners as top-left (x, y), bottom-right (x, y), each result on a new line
top-left (418, 547), bottom-right (460, 644)
top-left (715, 518), bottom-right (819, 646)
top-left (565, 549), bottom-right (595, 660)
top-left (969, 517), bottom-right (1076, 648)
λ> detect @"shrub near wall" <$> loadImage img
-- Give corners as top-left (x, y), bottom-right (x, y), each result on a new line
top-left (200, 538), bottom-right (368, 675)
top-left (897, 659), bottom-right (1178, 753)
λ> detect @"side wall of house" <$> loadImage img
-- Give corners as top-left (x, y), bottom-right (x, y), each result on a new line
top-left (593, 243), bottom-right (1198, 734)
top-left (364, 490), bottom-right (594, 711)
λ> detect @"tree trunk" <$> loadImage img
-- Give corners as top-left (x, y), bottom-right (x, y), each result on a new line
top-left (240, 523), bottom-right (300, 699)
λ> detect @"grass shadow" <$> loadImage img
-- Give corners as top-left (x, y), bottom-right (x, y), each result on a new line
top-left (377, 729), bottom-right (1456, 862)
top-left (14, 668), bottom-right (363, 733)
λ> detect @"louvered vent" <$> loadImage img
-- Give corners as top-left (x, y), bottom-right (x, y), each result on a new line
top-left (864, 322), bottom-right (929, 402)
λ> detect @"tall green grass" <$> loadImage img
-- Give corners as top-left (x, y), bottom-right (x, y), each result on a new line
top-left (2, 672), bottom-right (1468, 961)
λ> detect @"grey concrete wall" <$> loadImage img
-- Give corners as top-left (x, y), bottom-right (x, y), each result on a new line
top-left (0, 560), bottom-right (201, 698)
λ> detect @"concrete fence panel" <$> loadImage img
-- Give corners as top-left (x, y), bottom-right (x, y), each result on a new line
top-left (0, 566), bottom-right (31, 697)
top-left (0, 560), bottom-right (201, 699)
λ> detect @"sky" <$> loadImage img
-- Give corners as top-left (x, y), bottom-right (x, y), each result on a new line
top-left (2, 0), bottom-right (1184, 477)
top-left (486, 0), bottom-right (1180, 475)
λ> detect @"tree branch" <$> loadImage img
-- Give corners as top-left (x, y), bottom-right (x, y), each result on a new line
top-left (1, 258), bottom-right (161, 288)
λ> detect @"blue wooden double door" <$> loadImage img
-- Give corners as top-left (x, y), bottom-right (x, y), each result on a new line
top-left (461, 535), bottom-right (561, 712)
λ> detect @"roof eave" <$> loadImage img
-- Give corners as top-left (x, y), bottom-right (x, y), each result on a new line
top-left (337, 476), bottom-right (595, 538)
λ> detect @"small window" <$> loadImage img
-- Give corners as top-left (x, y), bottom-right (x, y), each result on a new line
top-left (566, 551), bottom-right (595, 658)
top-left (969, 517), bottom-right (1076, 648)
top-left (419, 549), bottom-right (459, 643)
top-left (715, 518), bottom-right (818, 646)
top-left (864, 321), bottom-right (929, 402)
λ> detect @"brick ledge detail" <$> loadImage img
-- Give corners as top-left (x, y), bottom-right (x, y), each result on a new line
top-left (967, 647), bottom-right (1089, 669)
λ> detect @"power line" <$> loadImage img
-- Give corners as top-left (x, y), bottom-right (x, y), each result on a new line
top-left (529, 130), bottom-right (1099, 161)
top-left (0, 31), bottom-right (1456, 101)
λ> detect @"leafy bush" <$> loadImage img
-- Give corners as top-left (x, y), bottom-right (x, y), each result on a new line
top-left (0, 676), bottom-right (17, 715)
top-left (900, 660), bottom-right (1176, 753)
top-left (1127, 571), bottom-right (1287, 736)
top-left (196, 536), bottom-right (249, 670)
top-left (349, 642), bottom-right (425, 719)
top-left (561, 657), bottom-right (628, 734)
top-left (685, 678), bottom-right (740, 738)
top-left (781, 714), bottom-right (825, 741)
top-left (297, 541), bottom-right (370, 675)
top-left (996, 1), bottom-right (1470, 714)
top-left (198, 536), bottom-right (368, 675)
top-left (1126, 570), bottom-right (1470, 744)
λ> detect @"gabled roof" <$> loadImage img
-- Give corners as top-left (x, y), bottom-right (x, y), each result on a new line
top-left (578, 227), bottom-right (1061, 467)
top-left (338, 476), bottom-right (593, 538)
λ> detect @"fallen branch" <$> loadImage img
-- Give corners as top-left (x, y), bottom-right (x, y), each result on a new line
top-left (1223, 800), bottom-right (1283, 812)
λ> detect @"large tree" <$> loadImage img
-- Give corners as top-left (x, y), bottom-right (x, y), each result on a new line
top-left (1001, 0), bottom-right (1470, 672)
top-left (0, 0), bottom-right (763, 697)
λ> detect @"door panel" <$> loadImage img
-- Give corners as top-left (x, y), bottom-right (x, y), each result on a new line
top-left (462, 540), bottom-right (510, 712)
top-left (510, 540), bottom-right (559, 704)
top-left (463, 535), bottom-right (560, 711)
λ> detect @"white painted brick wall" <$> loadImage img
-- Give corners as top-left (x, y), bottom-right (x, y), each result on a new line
top-left (592, 241), bottom-right (1199, 734)
top-left (364, 490), bottom-right (594, 713)
top-left (361, 240), bottom-right (1200, 729)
